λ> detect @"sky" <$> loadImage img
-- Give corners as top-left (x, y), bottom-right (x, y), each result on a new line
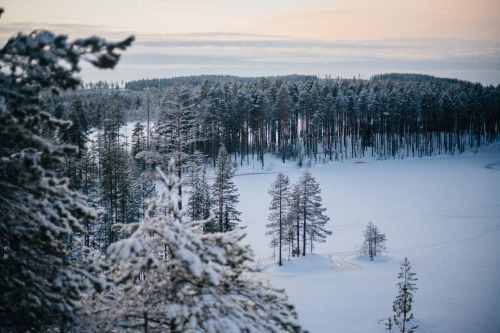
top-left (1, 0), bottom-right (499, 85)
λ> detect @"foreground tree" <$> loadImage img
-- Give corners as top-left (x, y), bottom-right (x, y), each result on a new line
top-left (80, 164), bottom-right (304, 332)
top-left (361, 221), bottom-right (387, 260)
top-left (386, 258), bottom-right (418, 333)
top-left (0, 9), bottom-right (133, 330)
top-left (266, 173), bottom-right (291, 266)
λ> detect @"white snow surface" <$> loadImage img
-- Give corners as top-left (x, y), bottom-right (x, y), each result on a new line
top-left (229, 145), bottom-right (500, 333)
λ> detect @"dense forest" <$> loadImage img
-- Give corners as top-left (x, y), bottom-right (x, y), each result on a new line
top-left (36, 73), bottom-right (500, 255)
top-left (52, 74), bottom-right (500, 168)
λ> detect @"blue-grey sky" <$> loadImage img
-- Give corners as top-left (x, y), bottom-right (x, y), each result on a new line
top-left (1, 0), bottom-right (499, 85)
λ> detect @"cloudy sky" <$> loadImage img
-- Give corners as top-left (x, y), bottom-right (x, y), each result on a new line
top-left (1, 0), bottom-right (499, 85)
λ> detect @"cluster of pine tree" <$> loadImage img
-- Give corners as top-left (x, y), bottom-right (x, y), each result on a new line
top-left (44, 72), bottom-right (500, 175)
top-left (266, 171), bottom-right (331, 265)
top-left (187, 146), bottom-right (242, 233)
top-left (120, 73), bottom-right (500, 165)
top-left (361, 222), bottom-right (387, 260)
top-left (53, 99), bottom-right (157, 254)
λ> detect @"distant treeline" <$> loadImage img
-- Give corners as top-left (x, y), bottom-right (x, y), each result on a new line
top-left (41, 73), bottom-right (500, 251)
top-left (124, 74), bottom-right (315, 91)
top-left (46, 73), bottom-right (500, 167)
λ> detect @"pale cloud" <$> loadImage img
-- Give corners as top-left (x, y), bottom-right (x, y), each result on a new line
top-left (84, 34), bottom-right (498, 85)
top-left (240, 0), bottom-right (500, 41)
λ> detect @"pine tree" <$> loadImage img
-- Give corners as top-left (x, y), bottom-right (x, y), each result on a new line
top-left (116, 151), bottom-right (141, 226)
top-left (387, 257), bottom-right (418, 333)
top-left (135, 171), bottom-right (157, 218)
top-left (155, 85), bottom-right (201, 210)
top-left (80, 164), bottom-right (304, 333)
top-left (266, 173), bottom-right (291, 266)
top-left (361, 221), bottom-right (387, 260)
top-left (274, 84), bottom-right (292, 163)
top-left (97, 124), bottom-right (140, 250)
top-left (0, 11), bottom-right (133, 330)
top-left (57, 99), bottom-right (90, 193)
top-left (130, 121), bottom-right (146, 172)
top-left (297, 170), bottom-right (332, 255)
top-left (287, 183), bottom-right (302, 256)
top-left (210, 146), bottom-right (241, 232)
top-left (187, 169), bottom-right (212, 223)
top-left (80, 140), bottom-right (101, 249)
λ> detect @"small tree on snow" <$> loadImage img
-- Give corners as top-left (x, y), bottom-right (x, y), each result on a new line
top-left (81, 163), bottom-right (304, 332)
top-left (386, 257), bottom-right (418, 333)
top-left (361, 221), bottom-right (386, 260)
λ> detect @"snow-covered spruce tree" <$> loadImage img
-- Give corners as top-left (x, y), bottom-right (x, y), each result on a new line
top-left (81, 163), bottom-right (304, 333)
top-left (186, 168), bottom-right (212, 222)
top-left (361, 221), bottom-right (386, 260)
top-left (297, 170), bottom-right (332, 255)
top-left (387, 257), bottom-right (418, 333)
top-left (0, 9), bottom-right (133, 330)
top-left (266, 173), bottom-right (291, 266)
top-left (210, 146), bottom-right (241, 232)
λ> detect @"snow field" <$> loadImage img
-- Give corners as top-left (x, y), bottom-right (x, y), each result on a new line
top-left (232, 144), bottom-right (500, 332)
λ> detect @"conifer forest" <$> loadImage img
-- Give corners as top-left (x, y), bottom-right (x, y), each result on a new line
top-left (1, 7), bottom-right (500, 332)
top-left (37, 73), bottom-right (500, 254)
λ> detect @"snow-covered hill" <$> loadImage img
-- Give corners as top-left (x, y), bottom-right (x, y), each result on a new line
top-left (232, 144), bottom-right (500, 332)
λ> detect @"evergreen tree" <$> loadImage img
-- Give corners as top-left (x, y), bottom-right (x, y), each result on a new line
top-left (187, 169), bottom-right (212, 223)
top-left (80, 164), bottom-right (304, 333)
top-left (210, 146), bottom-right (241, 232)
top-left (60, 99), bottom-right (88, 157)
top-left (297, 170), bottom-right (331, 255)
top-left (81, 140), bottom-right (101, 249)
top-left (116, 151), bottom-right (141, 226)
top-left (387, 258), bottom-right (418, 333)
top-left (130, 121), bottom-right (146, 172)
top-left (97, 126), bottom-right (140, 250)
top-left (274, 84), bottom-right (292, 163)
top-left (155, 85), bottom-right (200, 210)
top-left (135, 171), bottom-right (157, 218)
top-left (266, 173), bottom-right (291, 266)
top-left (361, 221), bottom-right (387, 259)
top-left (0, 12), bottom-right (133, 330)
top-left (287, 183), bottom-right (302, 256)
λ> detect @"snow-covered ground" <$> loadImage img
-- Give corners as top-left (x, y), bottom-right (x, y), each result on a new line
top-left (231, 145), bottom-right (500, 332)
